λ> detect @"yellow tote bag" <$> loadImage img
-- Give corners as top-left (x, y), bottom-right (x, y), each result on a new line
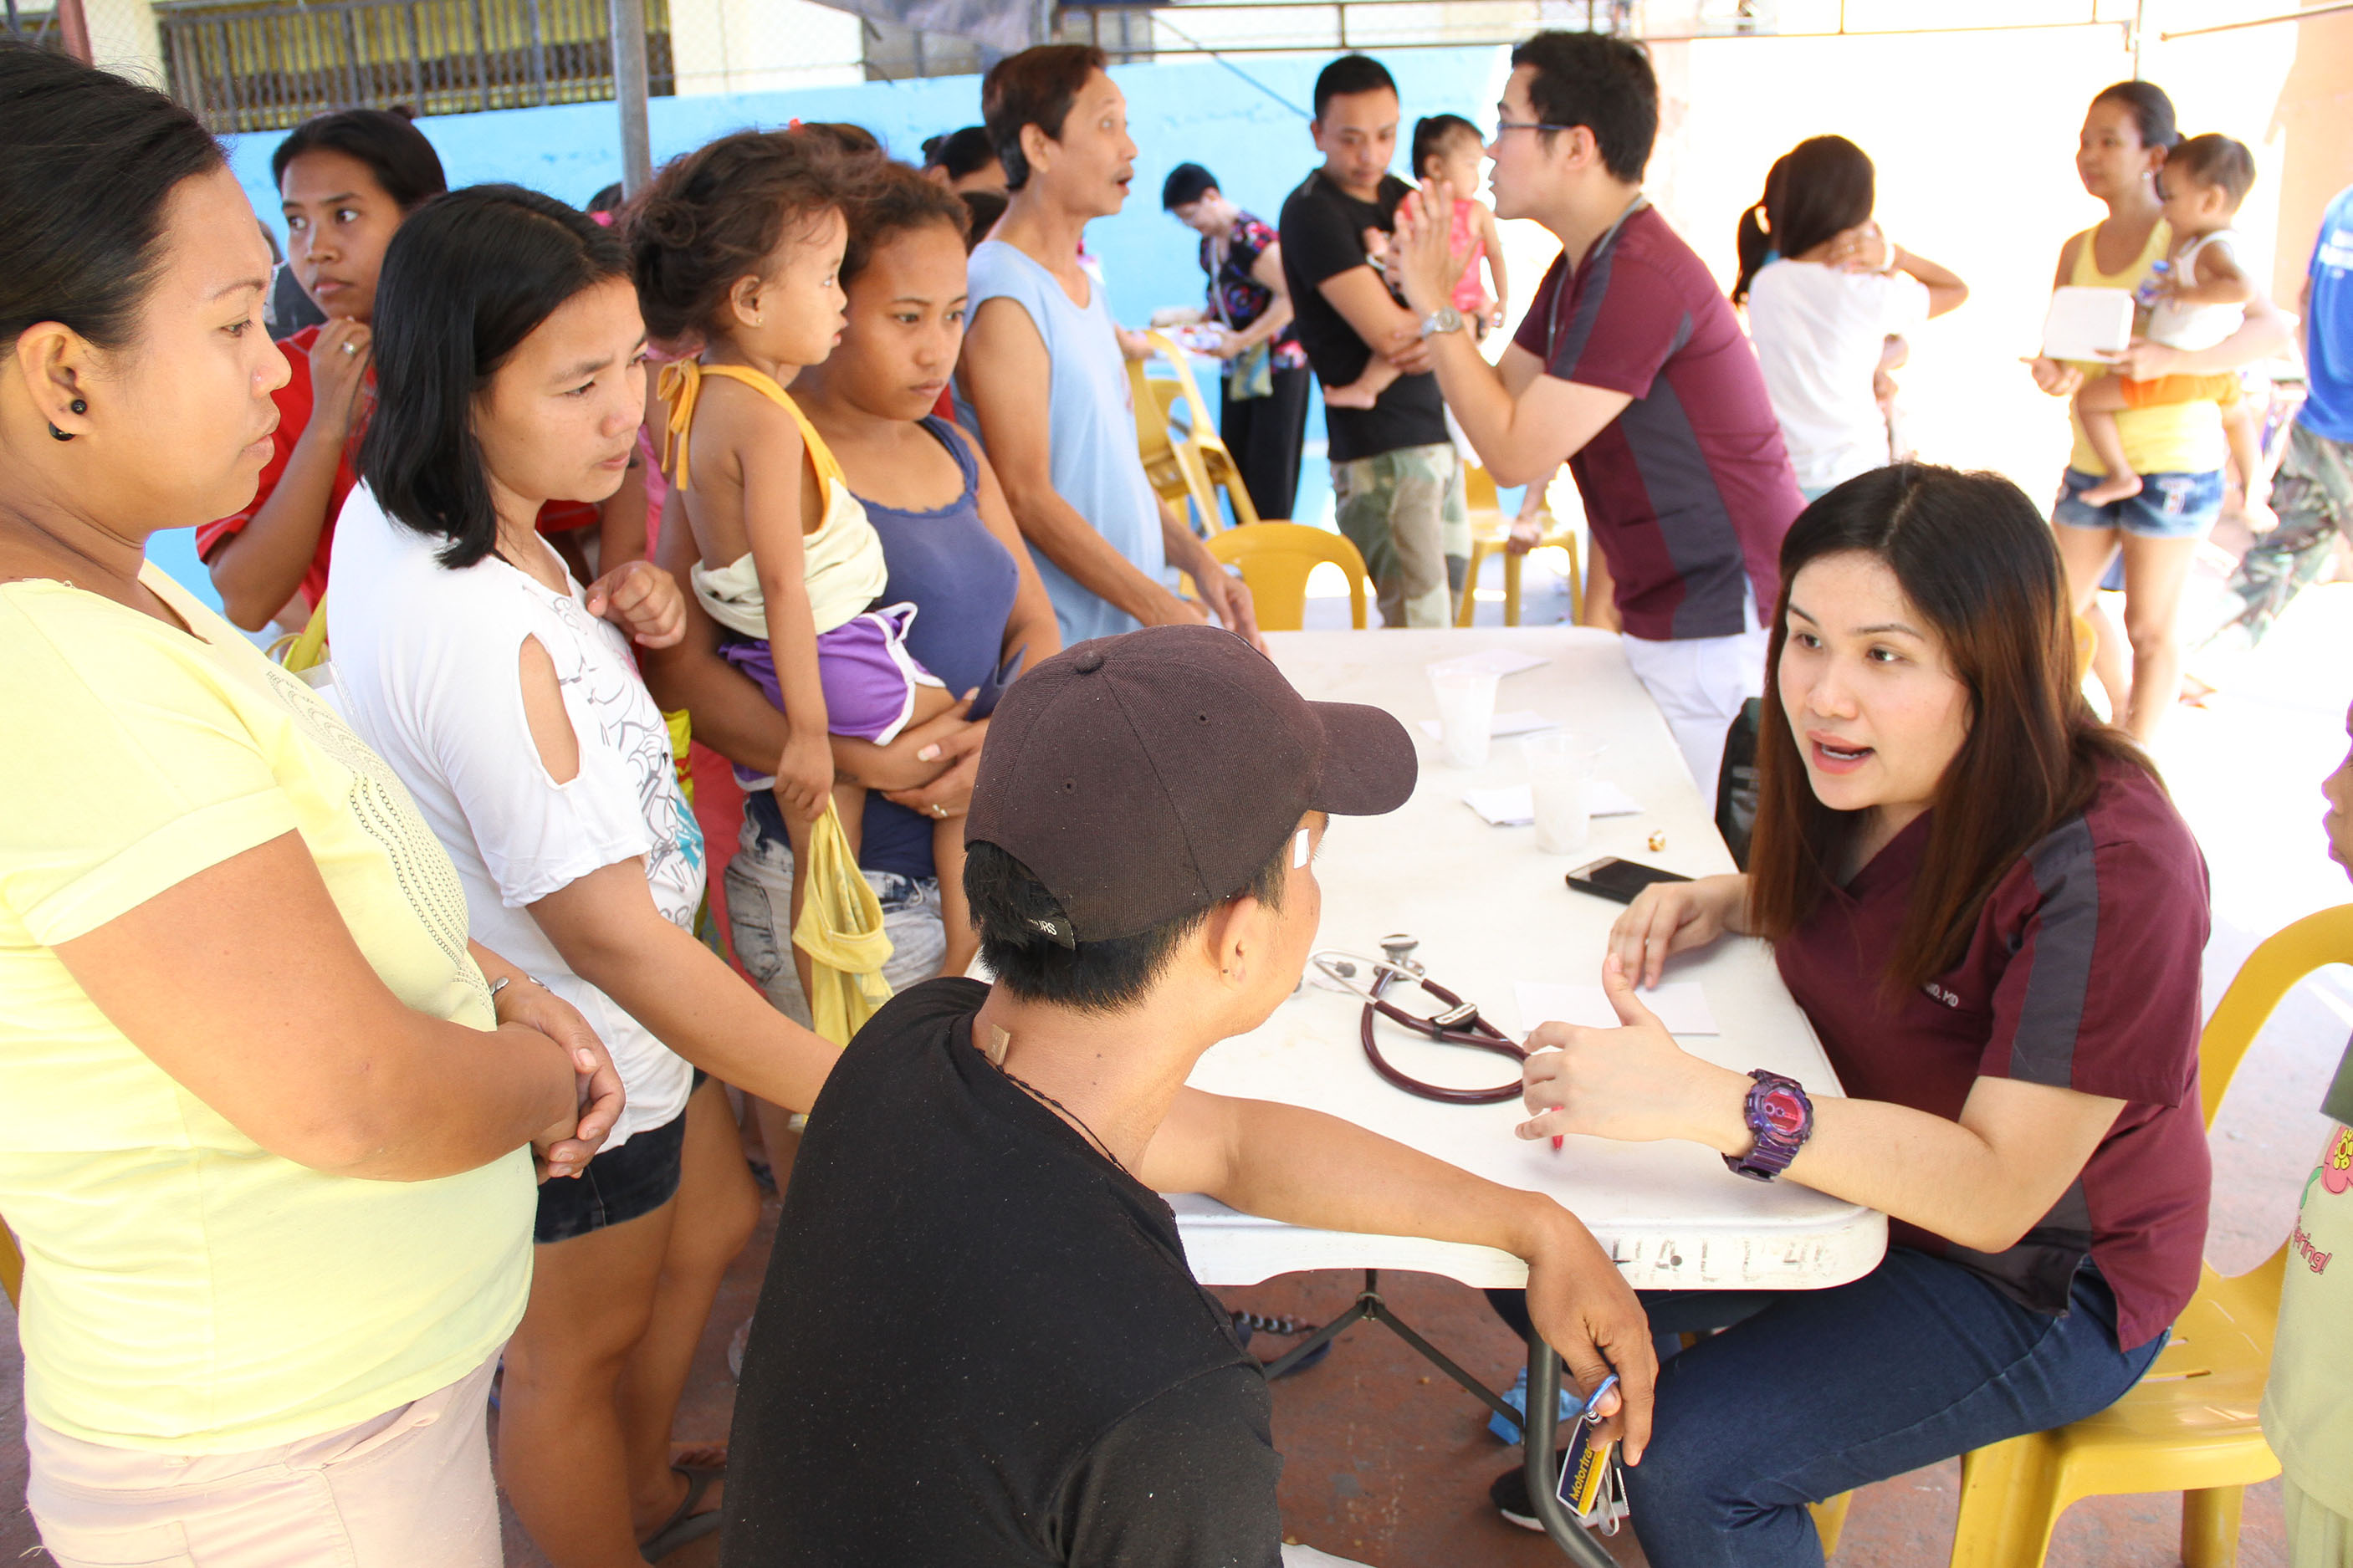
top-left (268, 596), bottom-right (331, 673)
top-left (792, 799), bottom-right (894, 1044)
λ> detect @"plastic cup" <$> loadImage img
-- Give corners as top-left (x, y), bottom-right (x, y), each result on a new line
top-left (1428, 661), bottom-right (1501, 769)
top-left (1524, 732), bottom-right (1603, 854)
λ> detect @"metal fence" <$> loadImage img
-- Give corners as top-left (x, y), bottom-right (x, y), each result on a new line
top-left (156, 0), bottom-right (673, 133)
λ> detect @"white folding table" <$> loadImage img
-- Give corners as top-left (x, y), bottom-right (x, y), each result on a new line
top-left (1169, 628), bottom-right (1886, 1560)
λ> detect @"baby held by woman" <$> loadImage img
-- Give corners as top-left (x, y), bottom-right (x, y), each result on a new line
top-left (630, 131), bottom-right (976, 981)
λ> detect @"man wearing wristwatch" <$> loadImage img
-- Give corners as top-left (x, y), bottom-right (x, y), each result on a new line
top-left (1389, 31), bottom-right (1804, 798)
top-left (1277, 54), bottom-right (1470, 629)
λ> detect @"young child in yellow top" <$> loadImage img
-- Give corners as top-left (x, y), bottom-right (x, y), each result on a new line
top-left (2074, 134), bottom-right (2272, 526)
top-left (630, 130), bottom-right (975, 980)
top-left (1324, 115), bottom-right (1506, 411)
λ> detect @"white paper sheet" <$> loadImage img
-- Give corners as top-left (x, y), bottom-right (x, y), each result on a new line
top-left (1430, 647), bottom-right (1549, 678)
top-left (1462, 782), bottom-right (1642, 825)
top-left (1515, 979), bottom-right (1721, 1036)
top-left (1416, 708), bottom-right (1553, 741)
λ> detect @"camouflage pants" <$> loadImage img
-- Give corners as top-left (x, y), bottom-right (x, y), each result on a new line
top-left (2219, 421), bottom-right (2353, 647)
top-left (1333, 442), bottom-right (1470, 628)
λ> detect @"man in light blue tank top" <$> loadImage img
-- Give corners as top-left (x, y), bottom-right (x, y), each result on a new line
top-left (959, 44), bottom-right (1261, 651)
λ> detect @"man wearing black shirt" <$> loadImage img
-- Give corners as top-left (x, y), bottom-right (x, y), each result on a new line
top-left (720, 626), bottom-right (1655, 1567)
top-left (1281, 55), bottom-right (1468, 629)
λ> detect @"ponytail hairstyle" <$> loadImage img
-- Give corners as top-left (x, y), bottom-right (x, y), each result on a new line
top-left (2090, 80), bottom-right (2179, 154)
top-left (359, 185), bottom-right (629, 569)
top-left (1412, 113), bottom-right (1481, 183)
top-left (1732, 134), bottom-right (1875, 305)
top-left (842, 159), bottom-right (971, 286)
top-left (0, 40), bottom-right (223, 354)
top-left (271, 106), bottom-right (447, 212)
top-left (628, 129), bottom-right (865, 345)
top-left (1744, 465), bottom-right (2151, 995)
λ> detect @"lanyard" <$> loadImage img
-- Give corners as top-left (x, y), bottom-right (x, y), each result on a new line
top-left (1543, 192), bottom-right (1651, 366)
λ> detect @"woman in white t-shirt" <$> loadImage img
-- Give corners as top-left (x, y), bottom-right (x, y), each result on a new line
top-left (327, 185), bottom-right (843, 1567)
top-left (1733, 135), bottom-right (1968, 498)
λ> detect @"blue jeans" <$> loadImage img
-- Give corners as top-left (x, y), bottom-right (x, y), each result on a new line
top-left (1614, 1249), bottom-right (2164, 1567)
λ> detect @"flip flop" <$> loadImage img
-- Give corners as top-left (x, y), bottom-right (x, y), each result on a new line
top-left (640, 1462), bottom-right (724, 1564)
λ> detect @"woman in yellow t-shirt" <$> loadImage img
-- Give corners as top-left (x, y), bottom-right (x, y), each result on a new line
top-left (2024, 81), bottom-right (2289, 743)
top-left (0, 49), bottom-right (632, 1568)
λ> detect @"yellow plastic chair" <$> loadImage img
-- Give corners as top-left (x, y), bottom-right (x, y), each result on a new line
top-left (1206, 524), bottom-right (1368, 631)
top-left (1928, 904), bottom-right (2353, 1566)
top-left (1144, 330), bottom-right (1267, 529)
top-left (1456, 463), bottom-right (1581, 628)
top-left (1128, 353), bottom-right (1221, 531)
top-left (2, 1213), bottom-right (21, 1309)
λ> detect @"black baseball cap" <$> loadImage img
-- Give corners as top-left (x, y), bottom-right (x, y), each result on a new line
top-left (965, 625), bottom-right (1417, 943)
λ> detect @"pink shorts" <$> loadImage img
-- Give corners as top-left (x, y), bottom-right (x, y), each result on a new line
top-left (27, 1354), bottom-right (502, 1568)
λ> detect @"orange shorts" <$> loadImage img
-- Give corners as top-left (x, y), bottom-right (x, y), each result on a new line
top-left (2115, 370), bottom-right (2243, 410)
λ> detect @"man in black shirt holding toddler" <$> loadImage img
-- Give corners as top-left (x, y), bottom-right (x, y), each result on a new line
top-left (721, 625), bottom-right (1652, 1566)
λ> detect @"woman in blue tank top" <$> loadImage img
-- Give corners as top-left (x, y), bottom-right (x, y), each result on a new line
top-left (643, 161), bottom-right (1059, 1044)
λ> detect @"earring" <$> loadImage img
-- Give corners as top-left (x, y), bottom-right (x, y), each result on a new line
top-left (49, 426), bottom-right (71, 442)
top-left (50, 398), bottom-right (86, 442)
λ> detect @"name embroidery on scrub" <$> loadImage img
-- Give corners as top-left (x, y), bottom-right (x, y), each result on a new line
top-left (1922, 982), bottom-right (1962, 1009)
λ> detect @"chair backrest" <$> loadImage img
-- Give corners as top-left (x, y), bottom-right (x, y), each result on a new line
top-left (1464, 462), bottom-right (1502, 513)
top-left (1144, 330), bottom-right (1221, 436)
top-left (2197, 902), bottom-right (2353, 1129)
top-left (1128, 356), bottom-right (1220, 527)
top-left (1206, 523), bottom-right (1368, 631)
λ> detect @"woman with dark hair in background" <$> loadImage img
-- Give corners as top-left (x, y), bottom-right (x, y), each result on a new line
top-left (200, 109), bottom-right (644, 630)
top-left (923, 123), bottom-right (1007, 194)
top-left (0, 46), bottom-right (620, 1566)
top-left (2024, 81), bottom-right (2289, 742)
top-left (1734, 135), bottom-right (1966, 500)
top-left (325, 185), bottom-right (843, 1566)
top-left (1161, 161), bottom-right (1313, 522)
top-left (1503, 466), bottom-right (2213, 1565)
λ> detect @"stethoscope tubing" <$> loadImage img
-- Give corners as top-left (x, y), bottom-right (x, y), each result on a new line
top-left (1312, 950), bottom-right (1527, 1106)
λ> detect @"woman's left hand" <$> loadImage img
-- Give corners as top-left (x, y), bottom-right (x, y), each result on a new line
top-left (2103, 337), bottom-right (2182, 381)
top-left (586, 559), bottom-right (687, 648)
top-left (881, 718), bottom-right (989, 819)
top-left (1516, 954), bottom-right (1746, 1147)
top-left (1389, 182), bottom-right (1475, 318)
top-left (493, 979), bottom-right (627, 1180)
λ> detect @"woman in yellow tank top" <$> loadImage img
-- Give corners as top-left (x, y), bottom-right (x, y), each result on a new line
top-left (2027, 82), bottom-right (2289, 742)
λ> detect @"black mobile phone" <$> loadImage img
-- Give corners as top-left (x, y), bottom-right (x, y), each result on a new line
top-left (1565, 857), bottom-right (1694, 905)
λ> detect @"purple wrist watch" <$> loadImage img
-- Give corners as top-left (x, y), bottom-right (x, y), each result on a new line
top-left (1724, 1070), bottom-right (1813, 1182)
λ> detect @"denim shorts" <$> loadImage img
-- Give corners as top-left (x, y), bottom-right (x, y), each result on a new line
top-left (2053, 466), bottom-right (2224, 540)
top-left (533, 1099), bottom-right (688, 1244)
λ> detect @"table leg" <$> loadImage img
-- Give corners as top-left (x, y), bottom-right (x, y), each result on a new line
top-left (1525, 1340), bottom-right (1619, 1567)
top-left (1249, 1273), bottom-right (1615, 1564)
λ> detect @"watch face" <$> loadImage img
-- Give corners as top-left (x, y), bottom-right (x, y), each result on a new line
top-left (1757, 1086), bottom-right (1808, 1139)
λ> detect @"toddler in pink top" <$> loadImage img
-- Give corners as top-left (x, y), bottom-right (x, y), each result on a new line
top-left (1325, 114), bottom-right (1507, 411)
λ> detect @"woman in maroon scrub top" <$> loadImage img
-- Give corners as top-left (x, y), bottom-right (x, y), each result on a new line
top-left (1517, 463), bottom-right (2210, 1568)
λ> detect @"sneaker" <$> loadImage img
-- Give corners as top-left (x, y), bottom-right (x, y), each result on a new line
top-left (1489, 1459), bottom-right (1556, 1532)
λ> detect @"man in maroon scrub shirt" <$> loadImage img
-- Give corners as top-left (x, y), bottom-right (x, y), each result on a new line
top-left (1391, 29), bottom-right (1803, 798)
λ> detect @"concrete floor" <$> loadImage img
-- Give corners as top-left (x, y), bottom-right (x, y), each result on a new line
top-left (5, 567), bottom-right (2346, 1568)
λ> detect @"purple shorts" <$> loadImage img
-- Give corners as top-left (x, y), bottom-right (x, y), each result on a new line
top-left (720, 604), bottom-right (943, 778)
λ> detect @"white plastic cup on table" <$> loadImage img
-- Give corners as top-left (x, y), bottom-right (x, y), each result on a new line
top-left (1524, 732), bottom-right (1603, 854)
top-left (1427, 661), bottom-right (1501, 769)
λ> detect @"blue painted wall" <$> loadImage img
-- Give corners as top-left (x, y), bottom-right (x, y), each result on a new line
top-left (165, 46), bottom-right (1512, 610)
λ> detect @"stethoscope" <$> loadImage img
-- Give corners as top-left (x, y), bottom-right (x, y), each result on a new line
top-left (1308, 935), bottom-right (1527, 1106)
